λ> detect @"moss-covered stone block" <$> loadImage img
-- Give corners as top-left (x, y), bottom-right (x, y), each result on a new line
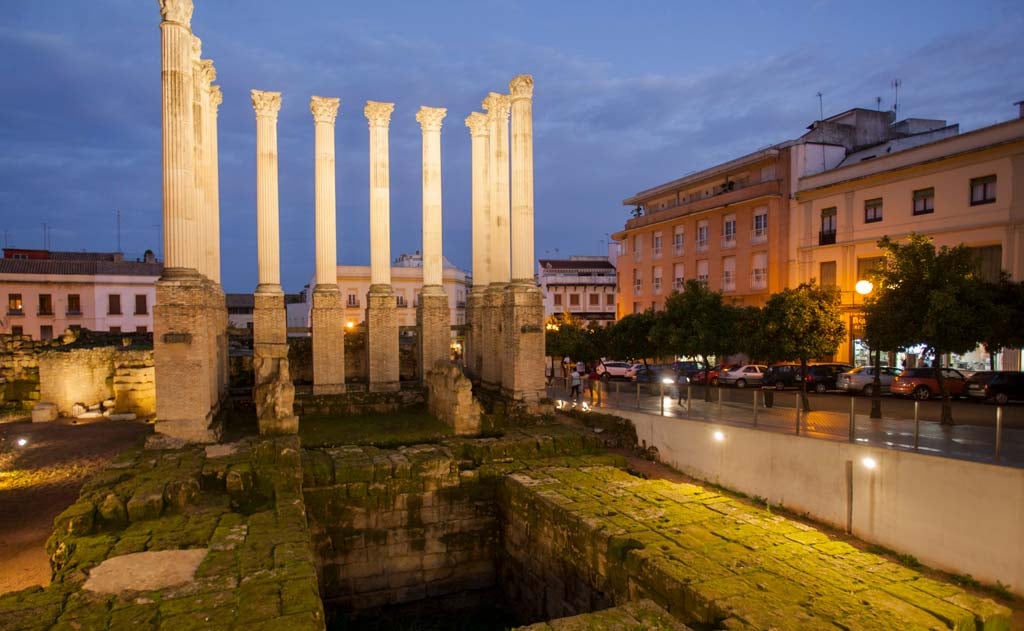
top-left (126, 480), bottom-right (165, 522)
top-left (53, 500), bottom-right (96, 537)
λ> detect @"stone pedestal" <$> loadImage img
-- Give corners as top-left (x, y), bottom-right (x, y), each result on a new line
top-left (253, 289), bottom-right (296, 434)
top-left (501, 284), bottom-right (546, 404)
top-left (417, 289), bottom-right (450, 380)
top-left (480, 285), bottom-right (504, 390)
top-left (464, 290), bottom-right (484, 381)
top-left (366, 285), bottom-right (399, 392)
top-left (153, 272), bottom-right (221, 443)
top-left (312, 286), bottom-right (345, 394)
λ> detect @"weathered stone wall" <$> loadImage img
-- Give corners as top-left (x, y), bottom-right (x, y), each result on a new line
top-left (38, 347), bottom-right (116, 416)
top-left (113, 350), bottom-right (156, 416)
top-left (0, 335), bottom-right (63, 408)
top-left (293, 388), bottom-right (424, 417)
top-left (425, 360), bottom-right (481, 435)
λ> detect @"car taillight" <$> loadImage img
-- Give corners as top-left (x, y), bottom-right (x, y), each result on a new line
top-left (805, 374), bottom-right (812, 381)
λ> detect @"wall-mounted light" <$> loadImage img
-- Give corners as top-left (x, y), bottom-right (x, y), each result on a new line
top-left (862, 456), bottom-right (877, 470)
top-left (713, 430), bottom-right (725, 442)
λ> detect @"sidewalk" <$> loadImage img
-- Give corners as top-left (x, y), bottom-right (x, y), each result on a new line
top-left (548, 381), bottom-right (1024, 468)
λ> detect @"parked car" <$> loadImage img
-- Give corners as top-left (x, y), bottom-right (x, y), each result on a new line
top-left (624, 363), bottom-right (646, 379)
top-left (718, 364), bottom-right (767, 388)
top-left (965, 371), bottom-right (1024, 404)
top-left (632, 364), bottom-right (686, 394)
top-left (672, 361), bottom-right (703, 378)
top-left (762, 364), bottom-right (804, 390)
top-left (837, 366), bottom-right (901, 396)
top-left (595, 360), bottom-right (632, 380)
top-left (691, 364), bottom-right (737, 386)
top-left (803, 363), bottom-right (854, 393)
top-left (890, 367), bottom-right (968, 400)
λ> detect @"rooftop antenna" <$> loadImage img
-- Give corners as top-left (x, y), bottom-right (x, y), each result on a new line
top-left (891, 79), bottom-right (901, 114)
top-left (875, 96), bottom-right (882, 111)
top-left (816, 92), bottom-right (826, 172)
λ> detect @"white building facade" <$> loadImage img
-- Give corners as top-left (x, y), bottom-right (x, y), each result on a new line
top-left (537, 256), bottom-right (617, 326)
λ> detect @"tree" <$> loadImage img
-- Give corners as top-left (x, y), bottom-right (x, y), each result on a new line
top-left (862, 234), bottom-right (992, 425)
top-left (653, 281), bottom-right (741, 401)
top-left (980, 276), bottom-right (1024, 370)
top-left (759, 281), bottom-right (846, 411)
top-left (607, 311), bottom-right (658, 366)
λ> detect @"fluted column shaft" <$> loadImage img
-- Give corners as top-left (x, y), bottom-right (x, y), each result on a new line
top-left (208, 86), bottom-right (222, 283)
top-left (311, 97), bottom-right (341, 287)
top-left (465, 112), bottom-right (490, 289)
top-left (510, 75), bottom-right (535, 283)
top-left (195, 56), bottom-right (215, 280)
top-left (483, 93), bottom-right (511, 285)
top-left (159, 1), bottom-right (198, 272)
top-left (417, 106), bottom-right (447, 289)
top-left (365, 101), bottom-right (395, 287)
top-left (252, 90), bottom-right (283, 290)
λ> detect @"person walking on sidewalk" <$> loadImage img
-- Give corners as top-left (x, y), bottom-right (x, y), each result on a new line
top-left (570, 370), bottom-right (581, 401)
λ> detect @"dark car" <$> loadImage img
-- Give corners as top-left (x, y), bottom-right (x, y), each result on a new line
top-left (762, 364), bottom-right (803, 390)
top-left (672, 361), bottom-right (703, 379)
top-left (966, 371), bottom-right (1024, 404)
top-left (804, 363), bottom-right (854, 393)
top-left (632, 364), bottom-right (687, 395)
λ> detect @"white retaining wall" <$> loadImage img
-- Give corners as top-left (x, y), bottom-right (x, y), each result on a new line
top-left (614, 409), bottom-right (1024, 595)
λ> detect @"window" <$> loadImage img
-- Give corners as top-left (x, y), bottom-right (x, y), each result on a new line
top-left (697, 221), bottom-right (709, 252)
top-left (820, 261), bottom-right (837, 287)
top-left (40, 326), bottom-right (53, 340)
top-left (569, 294), bottom-right (580, 307)
top-left (136, 326), bottom-right (148, 333)
top-left (673, 263), bottom-right (684, 291)
top-left (11, 326), bottom-right (23, 336)
top-left (632, 235), bottom-right (643, 262)
top-left (857, 257), bottom-right (884, 282)
top-left (108, 294), bottom-right (122, 315)
top-left (913, 187), bottom-right (934, 215)
top-left (673, 226), bottom-right (684, 255)
top-left (553, 293), bottom-right (562, 307)
top-left (7, 294), bottom-right (23, 314)
top-left (752, 208), bottom-right (768, 243)
top-left (760, 165), bottom-right (776, 182)
top-left (819, 207), bottom-right (837, 245)
top-left (633, 302), bottom-right (642, 314)
top-left (633, 269), bottom-right (643, 294)
top-left (751, 253), bottom-right (767, 289)
top-left (38, 294), bottom-right (53, 316)
top-left (722, 256), bottom-right (736, 292)
top-left (67, 294), bottom-right (81, 314)
top-left (135, 294), bottom-right (148, 315)
top-left (970, 175), bottom-right (996, 205)
top-left (653, 266), bottom-right (663, 295)
top-left (697, 260), bottom-right (709, 286)
top-left (969, 245), bottom-right (1002, 282)
top-left (606, 293), bottom-right (615, 306)
top-left (109, 326), bottom-right (122, 333)
top-left (652, 232), bottom-right (663, 259)
top-left (864, 198), bottom-right (883, 223)
top-left (722, 214), bottom-right (737, 248)
top-left (589, 294), bottom-right (600, 307)
top-left (396, 291), bottom-right (407, 307)
top-left (346, 291), bottom-right (359, 307)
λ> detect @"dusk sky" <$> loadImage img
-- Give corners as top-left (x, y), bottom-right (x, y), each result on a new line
top-left (2, 1), bottom-right (1022, 293)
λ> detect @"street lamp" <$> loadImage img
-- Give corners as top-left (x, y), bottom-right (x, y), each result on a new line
top-left (856, 280), bottom-right (882, 419)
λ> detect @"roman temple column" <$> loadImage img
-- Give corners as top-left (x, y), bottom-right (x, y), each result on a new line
top-left (464, 112), bottom-right (490, 381)
top-left (416, 106), bottom-right (451, 378)
top-left (153, 0), bottom-right (222, 445)
top-left (364, 101), bottom-right (400, 392)
top-left (502, 74), bottom-right (545, 404)
top-left (250, 89), bottom-right (297, 434)
top-left (207, 84), bottom-right (229, 399)
top-left (480, 93), bottom-right (511, 390)
top-left (310, 96), bottom-right (346, 394)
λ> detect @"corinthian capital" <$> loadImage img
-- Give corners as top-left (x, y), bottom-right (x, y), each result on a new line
top-left (199, 60), bottom-right (216, 85)
top-left (482, 92), bottom-right (510, 120)
top-left (416, 106), bottom-right (447, 132)
top-left (509, 74), bottom-right (534, 101)
top-left (310, 96), bottom-right (340, 125)
top-left (251, 90), bottom-right (282, 119)
top-left (364, 101), bottom-right (395, 128)
top-left (210, 85), bottom-right (223, 111)
top-left (158, 0), bottom-right (193, 26)
top-left (191, 35), bottom-right (202, 61)
top-left (464, 112), bottom-right (488, 136)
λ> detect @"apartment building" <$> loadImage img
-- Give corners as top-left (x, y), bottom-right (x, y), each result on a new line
top-left (795, 113), bottom-right (1024, 368)
top-left (0, 248), bottom-right (161, 339)
top-left (537, 256), bottom-right (616, 326)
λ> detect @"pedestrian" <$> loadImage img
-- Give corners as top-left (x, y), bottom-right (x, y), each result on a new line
top-left (545, 361), bottom-right (553, 386)
top-left (677, 374), bottom-right (688, 406)
top-left (562, 355), bottom-right (571, 378)
top-left (570, 370), bottom-right (581, 401)
top-left (576, 359), bottom-right (585, 376)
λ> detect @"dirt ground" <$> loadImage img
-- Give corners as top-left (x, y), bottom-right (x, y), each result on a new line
top-left (0, 415), bottom-right (151, 595)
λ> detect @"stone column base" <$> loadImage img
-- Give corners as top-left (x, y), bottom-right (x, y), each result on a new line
top-left (366, 285), bottom-right (399, 392)
top-left (480, 284), bottom-right (505, 391)
top-left (501, 283), bottom-right (546, 404)
top-left (153, 271), bottom-right (221, 444)
top-left (253, 289), bottom-right (296, 434)
top-left (417, 288), bottom-right (451, 380)
top-left (312, 286), bottom-right (346, 394)
top-left (464, 290), bottom-right (484, 382)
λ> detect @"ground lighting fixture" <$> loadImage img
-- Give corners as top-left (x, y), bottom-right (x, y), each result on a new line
top-left (862, 456), bottom-right (878, 470)
top-left (16, 438), bottom-right (28, 447)
top-left (713, 430), bottom-right (725, 442)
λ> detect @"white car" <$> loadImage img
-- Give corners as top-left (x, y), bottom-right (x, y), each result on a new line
top-left (596, 361), bottom-right (632, 380)
top-left (718, 364), bottom-right (767, 388)
top-left (838, 366), bottom-right (901, 396)
top-left (623, 363), bottom-right (646, 379)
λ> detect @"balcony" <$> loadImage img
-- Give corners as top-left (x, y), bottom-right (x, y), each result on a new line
top-left (751, 227), bottom-right (768, 244)
top-left (37, 309), bottom-right (54, 316)
top-left (819, 230), bottom-right (837, 246)
top-left (396, 299), bottom-right (408, 308)
top-left (751, 269), bottom-right (768, 290)
top-left (673, 279), bottom-right (684, 292)
top-left (7, 309), bottom-right (24, 316)
top-left (653, 279), bottom-right (662, 295)
top-left (696, 239), bottom-right (709, 253)
top-left (625, 179), bottom-right (783, 230)
top-left (673, 243), bottom-right (684, 256)
top-left (652, 246), bottom-right (662, 260)
top-left (721, 235), bottom-right (737, 249)
top-left (633, 281), bottom-right (643, 295)
top-left (346, 299), bottom-right (361, 308)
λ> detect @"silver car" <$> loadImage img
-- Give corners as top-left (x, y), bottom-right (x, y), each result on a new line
top-left (838, 366), bottom-right (902, 396)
